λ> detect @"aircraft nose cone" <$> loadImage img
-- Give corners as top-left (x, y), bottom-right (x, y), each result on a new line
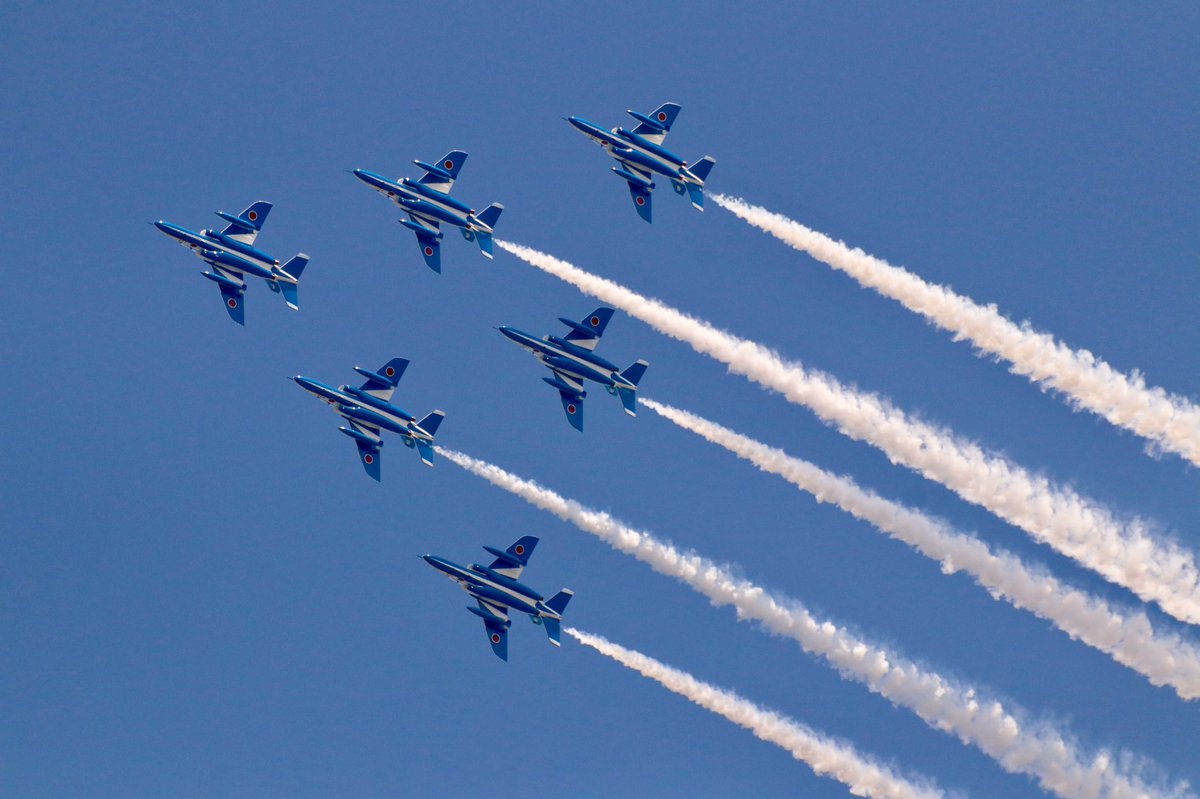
top-left (153, 220), bottom-right (171, 234)
top-left (497, 326), bottom-right (519, 342)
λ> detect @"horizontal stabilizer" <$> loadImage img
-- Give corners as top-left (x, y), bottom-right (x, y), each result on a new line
top-left (621, 359), bottom-right (649, 386)
top-left (280, 253), bottom-right (308, 280)
top-left (688, 155), bottom-right (715, 183)
top-left (545, 588), bottom-right (573, 615)
top-left (415, 410), bottom-right (444, 438)
top-left (415, 440), bottom-right (435, 467)
top-left (474, 203), bottom-right (503, 230)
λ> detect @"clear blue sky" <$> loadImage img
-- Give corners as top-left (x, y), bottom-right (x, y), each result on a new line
top-left (2, 3), bottom-right (1197, 797)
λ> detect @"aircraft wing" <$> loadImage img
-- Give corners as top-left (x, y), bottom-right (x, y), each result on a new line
top-left (415, 150), bottom-right (468, 194)
top-left (548, 368), bottom-right (586, 432)
top-left (203, 265), bottom-right (247, 325)
top-left (485, 536), bottom-right (539, 579)
top-left (617, 164), bottom-right (654, 223)
top-left (218, 201), bottom-right (272, 245)
top-left (475, 600), bottom-right (510, 661)
top-left (345, 418), bottom-right (383, 481)
top-left (558, 307), bottom-right (615, 350)
top-left (406, 214), bottom-right (443, 273)
top-left (627, 102), bottom-right (682, 146)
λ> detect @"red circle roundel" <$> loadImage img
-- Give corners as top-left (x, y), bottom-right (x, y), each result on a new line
top-left (444, 160), bottom-right (454, 170)
top-left (424, 246), bottom-right (434, 256)
top-left (657, 111), bottom-right (667, 121)
top-left (385, 366), bottom-right (395, 377)
top-left (514, 545), bottom-right (525, 555)
top-left (566, 404), bottom-right (577, 414)
top-left (590, 316), bottom-right (600, 326)
top-left (363, 454), bottom-right (374, 464)
top-left (227, 298), bottom-right (237, 308)
top-left (247, 210), bottom-right (258, 221)
top-left (491, 633), bottom-right (501, 644)
top-left (635, 196), bottom-right (645, 206)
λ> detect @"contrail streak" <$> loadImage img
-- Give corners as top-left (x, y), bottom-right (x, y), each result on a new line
top-left (494, 239), bottom-right (1200, 627)
top-left (441, 448), bottom-right (1186, 799)
top-left (566, 627), bottom-right (951, 799)
top-left (641, 398), bottom-right (1200, 700)
top-left (711, 194), bottom-right (1200, 466)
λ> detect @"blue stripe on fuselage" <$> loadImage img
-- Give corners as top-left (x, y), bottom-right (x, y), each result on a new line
top-left (355, 169), bottom-right (475, 217)
top-left (501, 326), bottom-right (621, 384)
top-left (157, 221), bottom-right (278, 269)
top-left (470, 564), bottom-right (544, 601)
top-left (341, 386), bottom-right (415, 422)
top-left (615, 128), bottom-right (685, 167)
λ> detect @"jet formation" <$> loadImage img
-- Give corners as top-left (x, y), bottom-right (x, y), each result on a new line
top-left (293, 358), bottom-right (444, 481)
top-left (354, 151), bottom-right (504, 273)
top-left (153, 101), bottom-right (717, 659)
top-left (155, 201), bottom-right (309, 325)
top-left (567, 102), bottom-right (715, 222)
top-left (424, 536), bottom-right (573, 661)
top-left (500, 307), bottom-right (649, 431)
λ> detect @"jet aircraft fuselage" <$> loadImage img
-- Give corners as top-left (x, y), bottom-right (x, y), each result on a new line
top-left (292, 358), bottom-right (444, 480)
top-left (499, 325), bottom-right (630, 392)
top-left (423, 535), bottom-right (574, 661)
top-left (352, 151), bottom-right (503, 272)
top-left (153, 201), bottom-right (309, 324)
top-left (565, 102), bottom-right (715, 223)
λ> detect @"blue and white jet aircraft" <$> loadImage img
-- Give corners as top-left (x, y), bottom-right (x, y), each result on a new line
top-left (352, 150), bottom-right (503, 273)
top-left (154, 201), bottom-right (309, 325)
top-left (566, 102), bottom-right (716, 222)
top-left (424, 536), bottom-right (573, 661)
top-left (499, 306), bottom-right (648, 431)
top-left (292, 357), bottom-right (444, 481)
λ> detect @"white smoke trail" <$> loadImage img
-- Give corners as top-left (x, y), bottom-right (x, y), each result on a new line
top-left (441, 448), bottom-right (1188, 799)
top-left (494, 239), bottom-right (1200, 627)
top-left (566, 627), bottom-right (951, 799)
top-left (641, 398), bottom-right (1200, 700)
top-left (711, 194), bottom-right (1200, 467)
